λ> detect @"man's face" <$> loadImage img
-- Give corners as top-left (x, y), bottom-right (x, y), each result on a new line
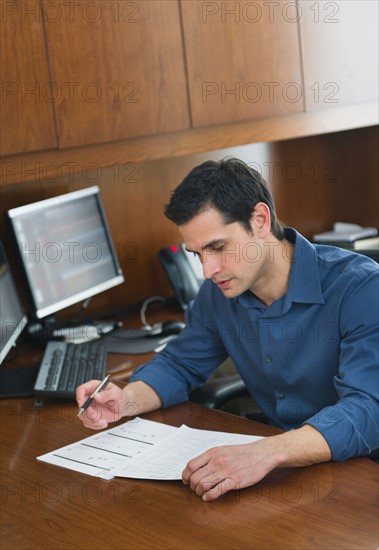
top-left (179, 207), bottom-right (269, 299)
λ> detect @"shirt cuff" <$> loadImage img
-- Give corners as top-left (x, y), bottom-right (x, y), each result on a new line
top-left (304, 405), bottom-right (374, 460)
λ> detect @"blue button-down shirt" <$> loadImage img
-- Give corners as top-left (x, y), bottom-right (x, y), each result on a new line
top-left (130, 229), bottom-right (379, 460)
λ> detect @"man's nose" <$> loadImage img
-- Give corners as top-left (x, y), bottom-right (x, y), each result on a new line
top-left (202, 253), bottom-right (221, 279)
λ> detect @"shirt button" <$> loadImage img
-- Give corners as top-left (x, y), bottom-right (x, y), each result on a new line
top-left (264, 356), bottom-right (272, 363)
top-left (278, 393), bottom-right (285, 400)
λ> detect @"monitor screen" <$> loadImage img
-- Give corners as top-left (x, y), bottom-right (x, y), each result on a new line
top-left (7, 186), bottom-right (124, 319)
top-left (0, 241), bottom-right (28, 364)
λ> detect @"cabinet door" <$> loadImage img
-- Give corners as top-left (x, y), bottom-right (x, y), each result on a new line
top-left (181, 0), bottom-right (303, 127)
top-left (299, 0), bottom-right (378, 111)
top-left (0, 0), bottom-right (57, 156)
top-left (43, 0), bottom-right (190, 148)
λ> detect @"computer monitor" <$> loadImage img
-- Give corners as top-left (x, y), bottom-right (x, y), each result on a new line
top-left (7, 186), bottom-right (124, 321)
top-left (0, 240), bottom-right (28, 364)
top-left (0, 240), bottom-right (36, 398)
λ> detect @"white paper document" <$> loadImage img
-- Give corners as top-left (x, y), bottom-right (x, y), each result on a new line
top-left (109, 424), bottom-right (263, 480)
top-left (37, 418), bottom-right (263, 480)
top-left (37, 418), bottom-right (177, 478)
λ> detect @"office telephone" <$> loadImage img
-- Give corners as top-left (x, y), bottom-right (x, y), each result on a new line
top-left (158, 243), bottom-right (204, 309)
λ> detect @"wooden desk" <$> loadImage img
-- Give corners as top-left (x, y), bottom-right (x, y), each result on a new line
top-left (1, 398), bottom-right (378, 549)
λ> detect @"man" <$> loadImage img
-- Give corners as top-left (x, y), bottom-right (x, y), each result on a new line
top-left (77, 158), bottom-right (379, 501)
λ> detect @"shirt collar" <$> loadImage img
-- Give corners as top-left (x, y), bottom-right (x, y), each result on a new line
top-left (283, 228), bottom-right (324, 311)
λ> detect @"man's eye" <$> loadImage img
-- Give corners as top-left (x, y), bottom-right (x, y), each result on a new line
top-left (213, 245), bottom-right (224, 252)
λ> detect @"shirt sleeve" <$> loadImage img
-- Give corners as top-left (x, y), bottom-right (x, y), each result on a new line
top-left (304, 269), bottom-right (379, 460)
top-left (129, 281), bottom-right (228, 407)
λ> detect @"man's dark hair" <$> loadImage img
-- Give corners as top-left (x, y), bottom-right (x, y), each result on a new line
top-left (164, 157), bottom-right (285, 240)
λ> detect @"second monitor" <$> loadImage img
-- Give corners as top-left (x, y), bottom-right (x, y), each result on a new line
top-left (7, 186), bottom-right (124, 323)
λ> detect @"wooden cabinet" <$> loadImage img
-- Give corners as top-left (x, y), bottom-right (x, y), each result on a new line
top-left (299, 0), bottom-right (378, 111)
top-left (43, 0), bottom-right (190, 148)
top-left (0, 0), bottom-right (377, 165)
top-left (0, 0), bottom-right (57, 156)
top-left (181, 0), bottom-right (303, 127)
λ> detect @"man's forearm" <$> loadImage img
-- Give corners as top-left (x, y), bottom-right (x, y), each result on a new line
top-left (123, 380), bottom-right (163, 417)
top-left (268, 424), bottom-right (332, 469)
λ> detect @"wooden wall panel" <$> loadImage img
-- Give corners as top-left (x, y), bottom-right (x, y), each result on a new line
top-left (181, 0), bottom-right (303, 127)
top-left (299, 0), bottom-right (378, 111)
top-left (43, 0), bottom-right (190, 148)
top-left (0, 0), bottom-right (57, 155)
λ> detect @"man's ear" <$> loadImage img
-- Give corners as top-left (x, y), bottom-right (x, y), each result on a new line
top-left (250, 202), bottom-right (271, 237)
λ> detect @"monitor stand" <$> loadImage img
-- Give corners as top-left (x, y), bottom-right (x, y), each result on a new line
top-left (0, 366), bottom-right (39, 398)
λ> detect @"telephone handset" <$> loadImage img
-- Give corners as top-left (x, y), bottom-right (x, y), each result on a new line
top-left (158, 243), bottom-right (204, 310)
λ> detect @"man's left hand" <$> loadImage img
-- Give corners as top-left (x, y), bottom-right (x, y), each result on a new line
top-left (182, 438), bottom-right (279, 501)
top-left (182, 425), bottom-right (332, 501)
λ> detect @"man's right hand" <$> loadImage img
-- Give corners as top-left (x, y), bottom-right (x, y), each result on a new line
top-left (76, 380), bottom-right (136, 430)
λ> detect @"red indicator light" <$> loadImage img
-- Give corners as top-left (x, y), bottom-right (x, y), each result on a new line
top-left (170, 245), bottom-right (178, 253)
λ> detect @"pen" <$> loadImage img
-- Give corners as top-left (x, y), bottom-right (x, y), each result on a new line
top-left (77, 374), bottom-right (111, 417)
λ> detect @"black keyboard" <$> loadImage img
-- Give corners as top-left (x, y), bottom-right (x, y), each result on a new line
top-left (34, 340), bottom-right (107, 399)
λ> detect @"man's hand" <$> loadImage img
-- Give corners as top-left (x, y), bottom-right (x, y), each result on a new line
top-left (182, 425), bottom-right (332, 501)
top-left (76, 379), bottom-right (162, 430)
top-left (182, 438), bottom-right (279, 501)
top-left (76, 380), bottom-right (133, 429)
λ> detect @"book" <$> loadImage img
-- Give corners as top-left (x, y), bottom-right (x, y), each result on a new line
top-left (352, 236), bottom-right (379, 250)
top-left (313, 222), bottom-right (378, 246)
